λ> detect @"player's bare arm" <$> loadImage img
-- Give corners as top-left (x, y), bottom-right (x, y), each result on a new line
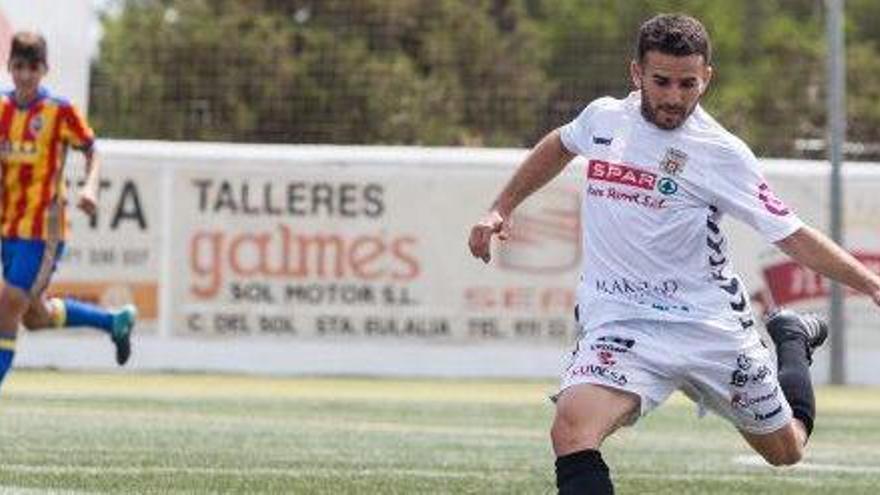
top-left (77, 149), bottom-right (100, 217)
top-left (468, 129), bottom-right (574, 263)
top-left (775, 225), bottom-right (880, 306)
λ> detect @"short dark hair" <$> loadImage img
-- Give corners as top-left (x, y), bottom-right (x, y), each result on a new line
top-left (9, 31), bottom-right (48, 65)
top-left (636, 14), bottom-right (711, 64)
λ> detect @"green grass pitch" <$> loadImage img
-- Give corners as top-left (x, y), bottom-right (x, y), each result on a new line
top-left (1, 371), bottom-right (879, 494)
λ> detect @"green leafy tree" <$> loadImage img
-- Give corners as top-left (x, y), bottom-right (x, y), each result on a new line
top-left (91, 0), bottom-right (549, 146)
top-left (91, 0), bottom-right (880, 157)
top-left (534, 0), bottom-right (828, 157)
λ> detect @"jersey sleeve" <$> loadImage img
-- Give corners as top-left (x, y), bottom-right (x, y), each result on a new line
top-left (709, 139), bottom-right (803, 243)
top-left (559, 98), bottom-right (607, 156)
top-left (59, 104), bottom-right (95, 152)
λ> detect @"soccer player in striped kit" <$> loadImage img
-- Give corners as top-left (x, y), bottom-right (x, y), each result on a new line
top-left (0, 32), bottom-right (137, 393)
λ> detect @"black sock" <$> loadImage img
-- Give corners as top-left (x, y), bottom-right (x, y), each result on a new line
top-left (555, 449), bottom-right (614, 495)
top-left (768, 324), bottom-right (816, 437)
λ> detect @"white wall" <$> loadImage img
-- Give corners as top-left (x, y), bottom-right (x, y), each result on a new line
top-left (16, 141), bottom-right (880, 383)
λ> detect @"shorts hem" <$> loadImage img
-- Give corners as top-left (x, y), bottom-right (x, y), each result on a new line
top-left (734, 414), bottom-right (794, 436)
top-left (2, 279), bottom-right (32, 294)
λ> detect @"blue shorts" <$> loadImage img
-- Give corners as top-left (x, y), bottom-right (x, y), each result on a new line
top-left (1, 238), bottom-right (65, 295)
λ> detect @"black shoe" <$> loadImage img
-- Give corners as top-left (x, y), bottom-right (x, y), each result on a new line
top-left (764, 308), bottom-right (828, 363)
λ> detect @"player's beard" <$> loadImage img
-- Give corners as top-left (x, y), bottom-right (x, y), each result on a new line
top-left (640, 91), bottom-right (698, 130)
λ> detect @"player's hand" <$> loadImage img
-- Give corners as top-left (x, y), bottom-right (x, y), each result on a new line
top-left (468, 210), bottom-right (510, 263)
top-left (76, 188), bottom-right (98, 217)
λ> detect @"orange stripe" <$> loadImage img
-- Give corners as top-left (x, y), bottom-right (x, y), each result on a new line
top-left (0, 163), bottom-right (11, 235)
top-left (18, 103), bottom-right (47, 238)
top-left (8, 163), bottom-right (33, 238)
top-left (31, 108), bottom-right (63, 239)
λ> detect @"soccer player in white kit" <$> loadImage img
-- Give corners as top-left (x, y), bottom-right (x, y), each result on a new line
top-left (468, 13), bottom-right (880, 494)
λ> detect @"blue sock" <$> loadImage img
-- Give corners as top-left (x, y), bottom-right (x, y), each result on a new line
top-left (0, 335), bottom-right (16, 392)
top-left (62, 298), bottom-right (114, 333)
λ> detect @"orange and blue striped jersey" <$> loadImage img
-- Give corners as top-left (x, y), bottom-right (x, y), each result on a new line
top-left (0, 87), bottom-right (94, 240)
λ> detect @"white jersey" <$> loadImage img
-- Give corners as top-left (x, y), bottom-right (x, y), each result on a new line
top-left (560, 91), bottom-right (803, 332)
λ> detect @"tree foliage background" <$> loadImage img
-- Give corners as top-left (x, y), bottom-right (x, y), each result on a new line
top-left (91, 0), bottom-right (880, 159)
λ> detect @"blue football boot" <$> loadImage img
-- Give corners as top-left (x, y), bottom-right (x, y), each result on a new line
top-left (111, 305), bottom-right (137, 366)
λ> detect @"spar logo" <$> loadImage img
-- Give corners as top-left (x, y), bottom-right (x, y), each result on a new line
top-left (588, 160), bottom-right (678, 194)
top-left (588, 160), bottom-right (656, 190)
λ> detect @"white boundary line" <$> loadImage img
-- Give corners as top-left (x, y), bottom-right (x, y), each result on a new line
top-left (0, 489), bottom-right (101, 495)
top-left (0, 464), bottom-right (496, 479)
top-left (733, 454), bottom-right (880, 474)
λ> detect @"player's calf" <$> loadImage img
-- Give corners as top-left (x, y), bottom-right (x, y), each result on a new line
top-left (39, 298), bottom-right (137, 366)
top-left (0, 331), bottom-right (16, 392)
top-left (0, 288), bottom-right (28, 393)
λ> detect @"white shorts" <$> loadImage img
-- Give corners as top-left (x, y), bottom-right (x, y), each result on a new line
top-left (559, 319), bottom-right (792, 435)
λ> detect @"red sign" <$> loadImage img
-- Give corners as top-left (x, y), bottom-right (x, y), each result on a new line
top-left (760, 252), bottom-right (880, 306)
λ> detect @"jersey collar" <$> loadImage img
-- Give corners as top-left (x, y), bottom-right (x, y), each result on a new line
top-left (8, 86), bottom-right (49, 110)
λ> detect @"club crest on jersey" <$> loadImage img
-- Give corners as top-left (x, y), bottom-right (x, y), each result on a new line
top-left (29, 115), bottom-right (43, 135)
top-left (660, 147), bottom-right (688, 176)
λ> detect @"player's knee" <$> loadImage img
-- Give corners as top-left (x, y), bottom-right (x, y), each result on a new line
top-left (0, 291), bottom-right (27, 311)
top-left (551, 409), bottom-right (602, 453)
top-left (762, 443), bottom-right (804, 467)
top-left (0, 288), bottom-right (30, 319)
top-left (765, 452), bottom-right (803, 467)
top-left (21, 311), bottom-right (49, 330)
top-left (21, 312), bottom-right (38, 330)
